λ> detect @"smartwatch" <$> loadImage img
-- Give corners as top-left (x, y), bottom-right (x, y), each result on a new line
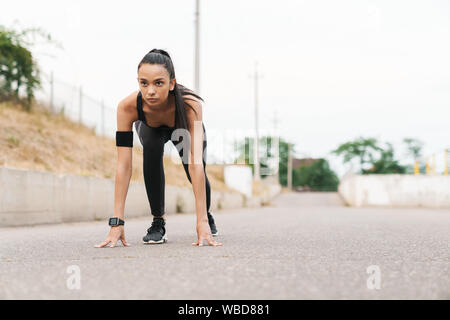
top-left (108, 217), bottom-right (125, 226)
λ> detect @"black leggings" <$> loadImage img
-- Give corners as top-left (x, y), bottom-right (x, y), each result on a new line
top-left (134, 121), bottom-right (212, 217)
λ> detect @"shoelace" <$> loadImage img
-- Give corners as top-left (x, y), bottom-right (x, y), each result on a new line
top-left (148, 219), bottom-right (164, 234)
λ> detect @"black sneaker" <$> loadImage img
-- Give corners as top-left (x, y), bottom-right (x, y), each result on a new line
top-left (143, 217), bottom-right (167, 244)
top-left (207, 212), bottom-right (219, 237)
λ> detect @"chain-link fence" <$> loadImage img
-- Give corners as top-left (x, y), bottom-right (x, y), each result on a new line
top-left (35, 71), bottom-right (116, 138)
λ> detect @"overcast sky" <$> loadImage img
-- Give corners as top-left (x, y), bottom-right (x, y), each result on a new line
top-left (2, 0), bottom-right (450, 176)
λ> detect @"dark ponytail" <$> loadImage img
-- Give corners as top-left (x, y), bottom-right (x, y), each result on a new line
top-left (138, 49), bottom-right (204, 131)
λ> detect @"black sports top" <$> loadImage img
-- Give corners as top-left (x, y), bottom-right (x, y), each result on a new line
top-left (136, 91), bottom-right (175, 129)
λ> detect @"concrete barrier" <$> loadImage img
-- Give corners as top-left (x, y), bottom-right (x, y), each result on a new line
top-left (0, 166), bottom-right (151, 227)
top-left (0, 166), bottom-right (282, 227)
top-left (338, 174), bottom-right (450, 208)
top-left (261, 184), bottom-right (282, 205)
top-left (224, 165), bottom-right (252, 197)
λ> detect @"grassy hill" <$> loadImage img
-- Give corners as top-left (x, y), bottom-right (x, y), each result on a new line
top-left (0, 100), bottom-right (237, 193)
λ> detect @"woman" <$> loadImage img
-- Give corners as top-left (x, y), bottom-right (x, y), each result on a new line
top-left (95, 49), bottom-right (222, 248)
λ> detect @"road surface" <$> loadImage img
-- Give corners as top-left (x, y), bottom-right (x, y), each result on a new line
top-left (0, 192), bottom-right (449, 299)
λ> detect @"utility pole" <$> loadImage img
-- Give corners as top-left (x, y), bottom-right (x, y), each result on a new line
top-left (194, 0), bottom-right (200, 94)
top-left (252, 61), bottom-right (263, 181)
top-left (287, 142), bottom-right (293, 190)
top-left (272, 110), bottom-right (280, 177)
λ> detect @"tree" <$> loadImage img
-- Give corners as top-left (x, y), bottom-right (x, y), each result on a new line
top-left (368, 142), bottom-right (407, 174)
top-left (332, 137), bottom-right (408, 174)
top-left (403, 137), bottom-right (424, 160)
top-left (277, 138), bottom-right (291, 186)
top-left (235, 137), bottom-right (339, 190)
top-left (331, 137), bottom-right (383, 172)
top-left (0, 24), bottom-right (59, 110)
top-left (294, 158), bottom-right (339, 191)
top-left (235, 136), bottom-right (290, 184)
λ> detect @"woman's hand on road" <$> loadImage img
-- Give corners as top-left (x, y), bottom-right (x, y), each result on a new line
top-left (192, 220), bottom-right (223, 247)
top-left (94, 226), bottom-right (131, 248)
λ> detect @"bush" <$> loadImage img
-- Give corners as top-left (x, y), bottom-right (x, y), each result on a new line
top-left (294, 159), bottom-right (339, 191)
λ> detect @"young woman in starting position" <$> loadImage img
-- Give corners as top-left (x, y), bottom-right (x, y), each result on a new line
top-left (95, 49), bottom-right (222, 248)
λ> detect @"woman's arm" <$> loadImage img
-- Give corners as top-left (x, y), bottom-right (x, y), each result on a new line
top-left (113, 99), bottom-right (135, 220)
top-left (94, 94), bottom-right (137, 248)
top-left (113, 147), bottom-right (132, 220)
top-left (185, 100), bottom-right (222, 247)
top-left (186, 101), bottom-right (207, 222)
top-left (189, 159), bottom-right (207, 223)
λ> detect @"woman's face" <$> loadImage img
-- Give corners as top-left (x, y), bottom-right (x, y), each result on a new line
top-left (137, 64), bottom-right (176, 107)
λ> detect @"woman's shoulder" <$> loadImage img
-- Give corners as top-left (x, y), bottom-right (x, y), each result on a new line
top-left (119, 91), bottom-right (139, 111)
top-left (181, 87), bottom-right (202, 107)
top-left (183, 94), bottom-right (201, 105)
top-left (117, 91), bottom-right (140, 125)
top-left (182, 93), bottom-right (203, 121)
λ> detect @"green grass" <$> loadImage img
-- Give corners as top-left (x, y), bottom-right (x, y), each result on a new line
top-left (7, 135), bottom-right (20, 147)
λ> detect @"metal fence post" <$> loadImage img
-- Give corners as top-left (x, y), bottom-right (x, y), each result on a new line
top-left (50, 71), bottom-right (54, 113)
top-left (79, 86), bottom-right (83, 124)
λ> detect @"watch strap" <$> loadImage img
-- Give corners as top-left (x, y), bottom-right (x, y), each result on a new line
top-left (108, 217), bottom-right (125, 226)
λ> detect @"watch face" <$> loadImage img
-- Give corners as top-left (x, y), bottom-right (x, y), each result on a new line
top-left (110, 218), bottom-right (118, 225)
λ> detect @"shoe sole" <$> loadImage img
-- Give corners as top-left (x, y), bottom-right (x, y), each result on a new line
top-left (143, 233), bottom-right (217, 243)
top-left (143, 234), bottom-right (168, 244)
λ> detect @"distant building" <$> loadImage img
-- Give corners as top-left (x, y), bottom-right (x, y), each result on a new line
top-left (292, 157), bottom-right (320, 169)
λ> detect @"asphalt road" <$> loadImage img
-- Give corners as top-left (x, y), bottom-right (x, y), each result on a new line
top-left (0, 192), bottom-right (449, 299)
